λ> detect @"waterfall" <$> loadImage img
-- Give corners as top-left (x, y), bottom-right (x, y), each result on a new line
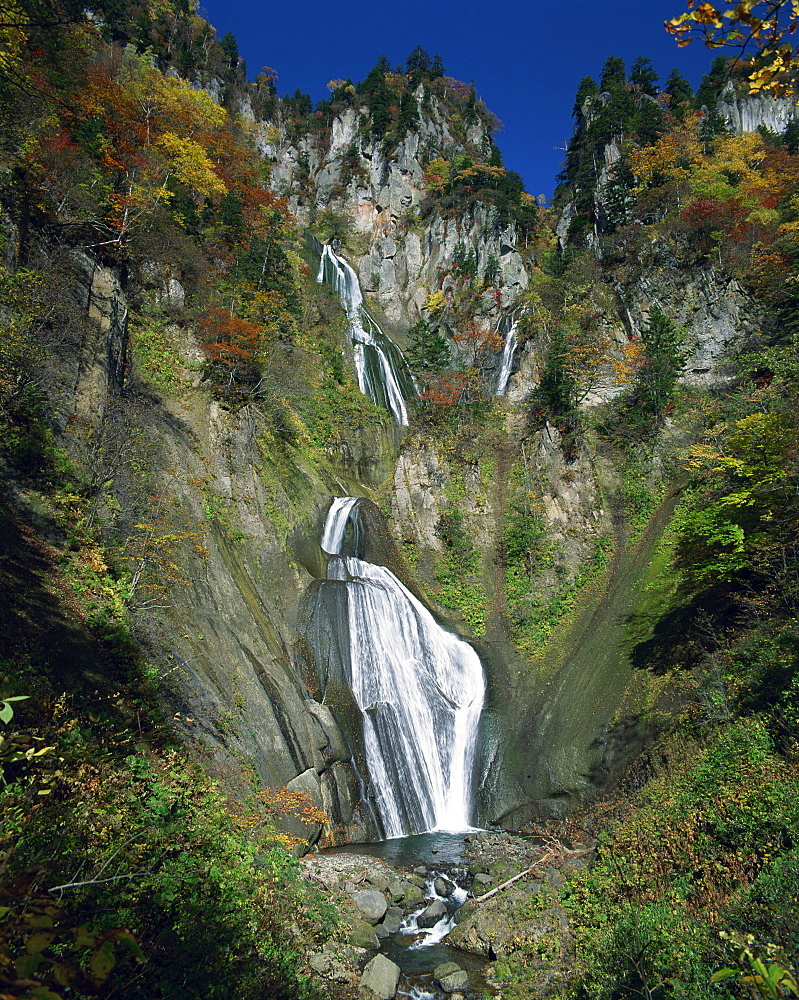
top-left (317, 244), bottom-right (417, 425)
top-left (313, 497), bottom-right (485, 838)
top-left (495, 311), bottom-right (519, 396)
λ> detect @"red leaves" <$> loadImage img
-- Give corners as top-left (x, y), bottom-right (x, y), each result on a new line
top-left (198, 308), bottom-right (262, 369)
top-left (419, 373), bottom-right (469, 407)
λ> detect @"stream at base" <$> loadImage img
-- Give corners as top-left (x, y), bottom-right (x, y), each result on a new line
top-left (324, 832), bottom-right (497, 998)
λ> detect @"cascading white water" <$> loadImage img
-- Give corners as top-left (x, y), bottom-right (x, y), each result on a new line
top-left (319, 497), bottom-right (485, 838)
top-left (495, 311), bottom-right (519, 396)
top-left (317, 244), bottom-right (416, 425)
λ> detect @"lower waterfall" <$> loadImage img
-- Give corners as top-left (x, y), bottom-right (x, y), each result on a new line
top-left (311, 497), bottom-right (485, 838)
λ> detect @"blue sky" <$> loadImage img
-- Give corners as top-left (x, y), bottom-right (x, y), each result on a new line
top-left (199, 0), bottom-right (723, 201)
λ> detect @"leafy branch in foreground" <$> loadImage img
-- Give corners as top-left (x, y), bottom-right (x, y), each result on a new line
top-left (666, 0), bottom-right (799, 96)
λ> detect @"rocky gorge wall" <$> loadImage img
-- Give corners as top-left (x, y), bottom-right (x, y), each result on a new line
top-left (27, 80), bottom-right (766, 845)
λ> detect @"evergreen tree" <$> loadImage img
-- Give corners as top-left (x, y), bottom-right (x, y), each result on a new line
top-left (572, 75), bottom-right (599, 120)
top-left (393, 89), bottom-right (419, 141)
top-left (488, 142), bottom-right (504, 167)
top-left (780, 119), bottom-right (799, 153)
top-left (602, 155), bottom-right (635, 232)
top-left (665, 68), bottom-right (693, 119)
top-left (219, 31), bottom-right (238, 70)
top-left (696, 55), bottom-right (730, 108)
top-left (405, 45), bottom-right (432, 76)
top-left (637, 306), bottom-right (687, 419)
top-left (635, 96), bottom-right (666, 146)
top-left (405, 319), bottom-right (451, 380)
top-left (357, 55), bottom-right (390, 93)
top-left (600, 56), bottom-right (627, 92)
top-left (630, 56), bottom-right (659, 97)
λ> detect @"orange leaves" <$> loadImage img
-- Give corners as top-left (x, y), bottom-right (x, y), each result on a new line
top-left (419, 373), bottom-right (472, 409)
top-left (198, 308), bottom-right (263, 369)
top-left (453, 316), bottom-right (503, 354)
top-left (257, 786), bottom-right (328, 826)
top-left (423, 156), bottom-right (450, 193)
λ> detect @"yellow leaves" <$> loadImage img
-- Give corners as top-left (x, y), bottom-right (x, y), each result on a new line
top-left (628, 117), bottom-right (703, 189)
top-left (157, 132), bottom-right (226, 199)
top-left (424, 289), bottom-right (446, 314)
top-left (694, 3), bottom-right (725, 26)
top-left (423, 156), bottom-right (450, 193)
top-left (0, 0), bottom-right (28, 77)
top-left (667, 0), bottom-right (799, 95)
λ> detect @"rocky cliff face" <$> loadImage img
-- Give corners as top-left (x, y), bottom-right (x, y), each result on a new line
top-left (269, 92), bottom-right (528, 338)
top-left (30, 72), bottom-right (765, 843)
top-left (717, 86), bottom-right (799, 135)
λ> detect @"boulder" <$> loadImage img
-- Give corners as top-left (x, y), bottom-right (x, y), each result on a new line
top-left (434, 962), bottom-right (469, 993)
top-left (416, 899), bottom-right (447, 928)
top-left (307, 942), bottom-right (366, 982)
top-left (440, 969), bottom-right (470, 993)
top-left (352, 889), bottom-right (388, 924)
top-left (381, 907), bottom-right (403, 934)
top-left (346, 916), bottom-right (379, 950)
top-left (434, 876), bottom-right (455, 897)
top-left (360, 953), bottom-right (401, 999)
top-left (401, 884), bottom-right (424, 907)
top-left (388, 879), bottom-right (407, 902)
top-left (365, 871), bottom-right (390, 893)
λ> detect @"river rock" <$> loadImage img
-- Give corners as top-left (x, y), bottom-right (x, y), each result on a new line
top-left (439, 970), bottom-right (469, 993)
top-left (307, 942), bottom-right (366, 982)
top-left (352, 889), bottom-right (388, 924)
top-left (381, 907), bottom-right (403, 934)
top-left (434, 876), bottom-right (455, 897)
top-left (388, 879), bottom-right (407, 901)
top-left (434, 962), bottom-right (469, 993)
top-left (346, 916), bottom-right (379, 950)
top-left (401, 884), bottom-right (424, 906)
top-left (360, 953), bottom-right (401, 999)
top-left (416, 899), bottom-right (447, 927)
top-left (366, 871), bottom-right (390, 893)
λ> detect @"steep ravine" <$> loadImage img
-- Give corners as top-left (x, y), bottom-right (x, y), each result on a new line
top-left (18, 79), bottom-right (765, 849)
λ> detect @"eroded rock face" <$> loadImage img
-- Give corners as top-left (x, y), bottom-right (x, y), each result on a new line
top-left (717, 88), bottom-right (799, 136)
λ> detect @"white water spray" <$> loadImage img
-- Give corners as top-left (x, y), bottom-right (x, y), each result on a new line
top-left (317, 245), bottom-right (416, 425)
top-left (318, 497), bottom-right (485, 837)
top-left (495, 311), bottom-right (519, 396)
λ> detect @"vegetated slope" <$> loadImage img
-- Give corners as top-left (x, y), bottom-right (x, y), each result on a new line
top-left (1, 4), bottom-right (798, 997)
top-left (479, 55), bottom-right (799, 999)
top-left (0, 4), bottom-right (543, 995)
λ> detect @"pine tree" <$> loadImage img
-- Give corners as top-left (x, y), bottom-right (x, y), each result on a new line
top-left (404, 319), bottom-right (451, 381)
top-left (635, 96), bottom-right (666, 146)
top-left (665, 68), bottom-right (693, 119)
top-left (405, 45), bottom-right (432, 76)
top-left (630, 56), bottom-right (659, 97)
top-left (600, 56), bottom-right (627, 92)
top-left (637, 306), bottom-right (687, 418)
top-left (572, 75), bottom-right (599, 120)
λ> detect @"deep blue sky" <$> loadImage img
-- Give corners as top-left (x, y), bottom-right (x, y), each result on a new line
top-left (199, 0), bottom-right (720, 201)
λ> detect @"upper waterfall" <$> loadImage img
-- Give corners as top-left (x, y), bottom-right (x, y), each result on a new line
top-left (495, 311), bottom-right (519, 396)
top-left (317, 244), bottom-right (417, 425)
top-left (308, 497), bottom-right (486, 838)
